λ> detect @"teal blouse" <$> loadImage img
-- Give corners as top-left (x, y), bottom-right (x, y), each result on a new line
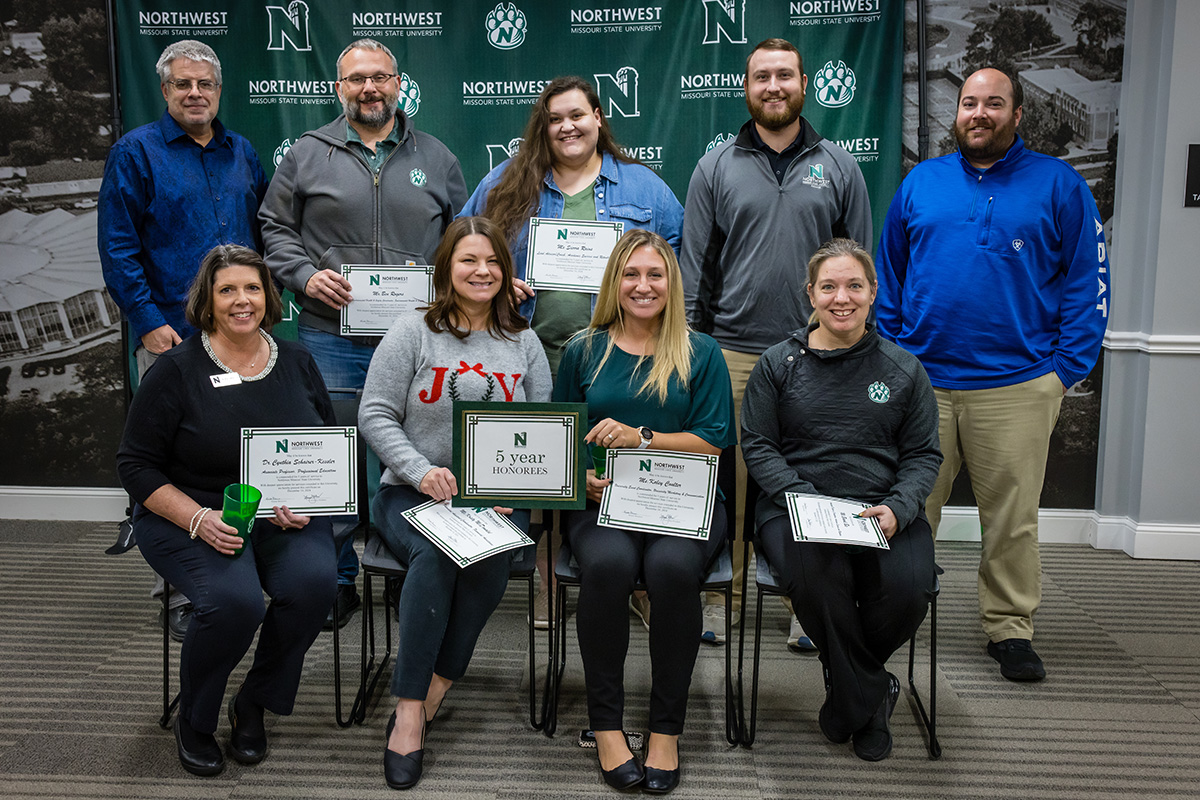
top-left (553, 329), bottom-right (736, 451)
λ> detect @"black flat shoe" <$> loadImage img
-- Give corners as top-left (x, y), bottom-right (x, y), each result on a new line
top-left (642, 765), bottom-right (680, 794)
top-left (384, 710), bottom-right (425, 790)
top-left (601, 755), bottom-right (645, 790)
top-left (227, 692), bottom-right (267, 764)
top-left (173, 715), bottom-right (225, 776)
top-left (852, 673), bottom-right (899, 762)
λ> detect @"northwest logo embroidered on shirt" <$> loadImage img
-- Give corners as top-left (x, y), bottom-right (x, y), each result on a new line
top-left (410, 168), bottom-right (427, 187)
top-left (867, 381), bottom-right (890, 404)
top-left (1012, 239), bottom-right (1024, 252)
top-left (802, 163), bottom-right (830, 189)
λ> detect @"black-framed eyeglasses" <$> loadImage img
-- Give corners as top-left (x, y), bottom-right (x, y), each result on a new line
top-left (340, 73), bottom-right (395, 87)
top-left (166, 79), bottom-right (219, 93)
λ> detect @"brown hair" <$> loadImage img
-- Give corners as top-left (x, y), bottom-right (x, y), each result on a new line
top-left (423, 216), bottom-right (528, 340)
top-left (745, 38), bottom-right (804, 81)
top-left (805, 238), bottom-right (877, 325)
top-left (481, 76), bottom-right (638, 242)
top-left (185, 244), bottom-right (282, 333)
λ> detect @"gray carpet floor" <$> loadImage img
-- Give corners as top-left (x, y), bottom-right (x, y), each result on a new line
top-left (1, 519), bottom-right (1198, 799)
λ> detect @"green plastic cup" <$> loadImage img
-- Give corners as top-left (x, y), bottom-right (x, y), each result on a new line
top-left (221, 483), bottom-right (262, 556)
top-left (591, 446), bottom-right (608, 478)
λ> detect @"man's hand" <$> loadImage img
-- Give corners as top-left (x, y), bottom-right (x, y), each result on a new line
top-left (858, 505), bottom-right (898, 539)
top-left (304, 269), bottom-right (354, 310)
top-left (141, 325), bottom-right (182, 354)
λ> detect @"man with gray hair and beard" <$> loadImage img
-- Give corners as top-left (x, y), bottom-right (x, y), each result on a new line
top-left (260, 39), bottom-right (466, 627)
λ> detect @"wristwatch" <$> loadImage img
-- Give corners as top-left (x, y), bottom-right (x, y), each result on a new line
top-left (637, 426), bottom-right (653, 449)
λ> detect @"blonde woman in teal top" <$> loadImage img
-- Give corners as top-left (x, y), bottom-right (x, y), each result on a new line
top-left (552, 229), bottom-right (735, 794)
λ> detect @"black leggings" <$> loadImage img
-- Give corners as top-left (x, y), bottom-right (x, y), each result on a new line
top-left (566, 504), bottom-right (726, 735)
top-left (758, 513), bottom-right (934, 736)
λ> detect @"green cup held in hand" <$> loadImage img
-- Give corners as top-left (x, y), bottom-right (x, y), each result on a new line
top-left (221, 483), bottom-right (262, 556)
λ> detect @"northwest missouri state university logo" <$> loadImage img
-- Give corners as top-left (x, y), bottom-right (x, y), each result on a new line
top-left (137, 10), bottom-right (228, 37)
top-left (463, 78), bottom-right (549, 107)
top-left (702, 0), bottom-right (747, 45)
top-left (833, 134), bottom-right (880, 163)
top-left (399, 72), bottom-right (421, 117)
top-left (814, 60), bottom-right (856, 108)
top-left (802, 164), bottom-right (831, 189)
top-left (867, 381), bottom-right (890, 404)
top-left (594, 67), bottom-right (639, 118)
top-left (680, 69), bottom-right (743, 101)
top-left (248, 76), bottom-right (336, 106)
top-left (570, 5), bottom-right (664, 34)
top-left (410, 169), bottom-right (427, 187)
top-left (790, 0), bottom-right (882, 27)
top-left (266, 1), bottom-right (310, 51)
top-left (351, 10), bottom-right (443, 38)
top-left (486, 3), bottom-right (527, 49)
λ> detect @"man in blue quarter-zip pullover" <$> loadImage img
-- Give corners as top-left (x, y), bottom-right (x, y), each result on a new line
top-left (876, 68), bottom-right (1109, 682)
top-left (260, 39), bottom-right (466, 628)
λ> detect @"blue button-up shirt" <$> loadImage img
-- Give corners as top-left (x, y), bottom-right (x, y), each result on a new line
top-left (98, 111), bottom-right (268, 339)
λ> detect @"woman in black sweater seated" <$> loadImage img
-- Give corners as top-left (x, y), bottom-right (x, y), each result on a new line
top-left (740, 238), bottom-right (942, 762)
top-left (117, 245), bottom-right (336, 777)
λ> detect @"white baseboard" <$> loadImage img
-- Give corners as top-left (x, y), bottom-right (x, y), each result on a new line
top-left (936, 507), bottom-right (1094, 544)
top-left (1091, 514), bottom-right (1200, 560)
top-left (0, 486), bottom-right (128, 521)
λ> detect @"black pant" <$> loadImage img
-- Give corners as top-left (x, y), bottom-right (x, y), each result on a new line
top-left (566, 504), bottom-right (726, 735)
top-left (758, 513), bottom-right (934, 736)
top-left (135, 506), bottom-right (336, 733)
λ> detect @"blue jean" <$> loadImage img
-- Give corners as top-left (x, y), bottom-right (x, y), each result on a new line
top-left (298, 324), bottom-right (379, 584)
top-left (373, 483), bottom-right (529, 700)
top-left (135, 505), bottom-right (336, 733)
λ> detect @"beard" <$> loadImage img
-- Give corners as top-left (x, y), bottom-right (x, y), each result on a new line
top-left (344, 91), bottom-right (398, 129)
top-left (954, 118), bottom-right (1018, 164)
top-left (747, 90), bottom-right (804, 131)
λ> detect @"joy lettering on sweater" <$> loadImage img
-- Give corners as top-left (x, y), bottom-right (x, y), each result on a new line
top-left (418, 360), bottom-right (523, 404)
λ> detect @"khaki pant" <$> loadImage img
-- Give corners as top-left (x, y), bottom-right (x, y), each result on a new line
top-left (926, 372), bottom-right (1064, 642)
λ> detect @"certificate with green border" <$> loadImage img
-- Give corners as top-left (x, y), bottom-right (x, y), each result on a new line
top-left (240, 426), bottom-right (357, 517)
top-left (597, 449), bottom-right (719, 539)
top-left (525, 218), bottom-right (624, 294)
top-left (452, 401), bottom-right (587, 509)
top-left (340, 264), bottom-right (433, 335)
top-left (784, 492), bottom-right (889, 550)
top-left (401, 500), bottom-right (534, 568)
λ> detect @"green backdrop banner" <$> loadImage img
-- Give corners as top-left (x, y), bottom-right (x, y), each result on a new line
top-left (113, 1), bottom-right (901, 243)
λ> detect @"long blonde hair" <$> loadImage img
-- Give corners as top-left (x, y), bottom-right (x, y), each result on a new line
top-left (582, 229), bottom-right (693, 403)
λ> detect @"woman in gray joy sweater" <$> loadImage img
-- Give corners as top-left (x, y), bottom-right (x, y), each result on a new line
top-left (359, 217), bottom-right (551, 791)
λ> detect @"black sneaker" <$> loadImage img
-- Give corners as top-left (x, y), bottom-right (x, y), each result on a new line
top-left (851, 673), bottom-right (899, 762)
top-left (323, 584), bottom-right (361, 631)
top-left (987, 638), bottom-right (1046, 681)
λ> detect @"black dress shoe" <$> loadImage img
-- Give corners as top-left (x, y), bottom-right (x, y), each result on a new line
top-left (159, 603), bottom-right (193, 643)
top-left (384, 710), bottom-right (425, 790)
top-left (600, 755), bottom-right (644, 790)
top-left (988, 638), bottom-right (1046, 681)
top-left (852, 673), bottom-right (899, 762)
top-left (227, 692), bottom-right (268, 764)
top-left (324, 584), bottom-right (361, 631)
top-left (642, 765), bottom-right (680, 794)
top-left (173, 715), bottom-right (225, 776)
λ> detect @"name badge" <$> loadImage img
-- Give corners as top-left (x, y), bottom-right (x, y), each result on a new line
top-left (210, 372), bottom-right (243, 388)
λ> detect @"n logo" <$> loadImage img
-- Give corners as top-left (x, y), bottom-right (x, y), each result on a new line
top-left (639, 460), bottom-right (652, 472)
top-left (486, 137), bottom-right (523, 170)
top-left (485, 2), bottom-right (528, 50)
top-left (276, 440), bottom-right (288, 453)
top-left (266, 1), bottom-right (310, 51)
top-left (557, 229), bottom-right (568, 240)
top-left (702, 0), bottom-right (746, 45)
top-left (593, 67), bottom-right (639, 118)
top-left (810, 164), bottom-right (824, 179)
top-left (514, 432), bottom-right (527, 447)
top-left (369, 275), bottom-right (381, 286)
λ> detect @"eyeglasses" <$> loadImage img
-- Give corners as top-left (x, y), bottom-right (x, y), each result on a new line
top-left (340, 73), bottom-right (395, 87)
top-left (166, 79), bottom-right (219, 93)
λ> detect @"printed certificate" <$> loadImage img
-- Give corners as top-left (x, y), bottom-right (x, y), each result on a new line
top-left (340, 264), bottom-right (433, 335)
top-left (401, 500), bottom-right (533, 568)
top-left (525, 218), bottom-right (624, 294)
top-left (452, 401), bottom-right (587, 509)
top-left (240, 426), bottom-right (357, 517)
top-left (597, 449), bottom-right (719, 540)
top-left (784, 492), bottom-right (890, 550)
